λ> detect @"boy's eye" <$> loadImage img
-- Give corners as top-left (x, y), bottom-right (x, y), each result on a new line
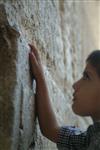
top-left (82, 72), bottom-right (90, 80)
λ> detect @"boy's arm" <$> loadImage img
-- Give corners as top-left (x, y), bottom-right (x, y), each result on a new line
top-left (29, 44), bottom-right (60, 143)
top-left (35, 75), bottom-right (60, 142)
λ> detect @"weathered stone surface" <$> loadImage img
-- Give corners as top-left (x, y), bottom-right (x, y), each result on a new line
top-left (0, 4), bottom-right (20, 150)
top-left (0, 0), bottom-right (99, 150)
top-left (0, 3), bottom-right (36, 150)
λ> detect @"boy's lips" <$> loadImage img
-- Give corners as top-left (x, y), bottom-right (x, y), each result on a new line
top-left (72, 93), bottom-right (76, 101)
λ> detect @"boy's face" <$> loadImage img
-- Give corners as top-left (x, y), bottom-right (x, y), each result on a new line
top-left (72, 62), bottom-right (100, 121)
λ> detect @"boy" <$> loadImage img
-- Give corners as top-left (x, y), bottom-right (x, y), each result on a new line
top-left (29, 44), bottom-right (100, 150)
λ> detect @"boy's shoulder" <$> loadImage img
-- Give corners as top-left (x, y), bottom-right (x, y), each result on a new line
top-left (87, 132), bottom-right (100, 150)
top-left (87, 121), bottom-right (100, 150)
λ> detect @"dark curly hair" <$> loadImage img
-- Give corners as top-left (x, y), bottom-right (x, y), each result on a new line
top-left (86, 50), bottom-right (100, 76)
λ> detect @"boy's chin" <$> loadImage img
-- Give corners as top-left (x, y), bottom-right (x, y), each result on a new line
top-left (72, 105), bottom-right (85, 116)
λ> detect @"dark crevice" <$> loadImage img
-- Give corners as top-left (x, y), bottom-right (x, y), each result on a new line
top-left (19, 83), bottom-right (24, 130)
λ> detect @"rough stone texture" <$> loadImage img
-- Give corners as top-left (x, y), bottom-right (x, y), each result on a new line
top-left (0, 3), bottom-right (36, 150)
top-left (0, 0), bottom-right (99, 150)
top-left (0, 4), bottom-right (20, 150)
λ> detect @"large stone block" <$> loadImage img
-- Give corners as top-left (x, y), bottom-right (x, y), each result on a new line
top-left (0, 4), bottom-right (36, 150)
top-left (0, 4), bottom-right (20, 150)
top-left (0, 0), bottom-right (99, 149)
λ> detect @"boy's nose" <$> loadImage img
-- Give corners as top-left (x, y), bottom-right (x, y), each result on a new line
top-left (72, 82), bottom-right (76, 90)
top-left (72, 80), bottom-right (79, 91)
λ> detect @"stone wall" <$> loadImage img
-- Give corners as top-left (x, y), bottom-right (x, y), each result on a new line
top-left (0, 0), bottom-right (99, 150)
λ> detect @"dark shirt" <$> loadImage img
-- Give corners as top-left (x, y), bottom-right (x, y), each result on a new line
top-left (56, 121), bottom-right (100, 150)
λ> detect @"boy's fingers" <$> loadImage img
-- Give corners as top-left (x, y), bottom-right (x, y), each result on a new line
top-left (29, 52), bottom-right (38, 66)
top-left (28, 44), bottom-right (36, 50)
top-left (28, 44), bottom-right (39, 57)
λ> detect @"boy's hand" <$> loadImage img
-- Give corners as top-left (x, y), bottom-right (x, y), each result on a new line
top-left (29, 43), bottom-right (44, 81)
top-left (29, 44), bottom-right (59, 143)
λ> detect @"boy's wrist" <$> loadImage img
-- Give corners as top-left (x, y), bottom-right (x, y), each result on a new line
top-left (36, 73), bottom-right (45, 83)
